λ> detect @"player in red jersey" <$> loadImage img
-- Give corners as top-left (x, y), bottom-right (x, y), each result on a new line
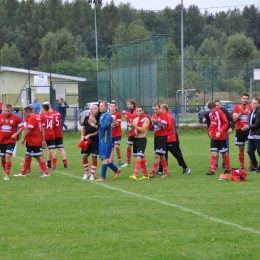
top-left (22, 104), bottom-right (40, 173)
top-left (149, 102), bottom-right (170, 178)
top-left (51, 108), bottom-right (68, 168)
top-left (43, 102), bottom-right (68, 169)
top-left (110, 102), bottom-right (124, 166)
top-left (160, 104), bottom-right (190, 174)
top-left (41, 104), bottom-right (57, 170)
top-left (206, 101), bottom-right (231, 175)
top-left (14, 106), bottom-right (50, 177)
top-left (233, 93), bottom-right (253, 169)
top-left (0, 100), bottom-right (3, 114)
top-left (121, 99), bottom-right (137, 167)
top-left (0, 104), bottom-right (24, 180)
top-left (128, 106), bottom-right (151, 180)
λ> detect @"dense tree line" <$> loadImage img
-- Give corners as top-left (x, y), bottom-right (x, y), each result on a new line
top-left (1, 1), bottom-right (260, 63)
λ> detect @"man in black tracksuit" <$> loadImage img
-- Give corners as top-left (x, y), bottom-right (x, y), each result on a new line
top-left (241, 98), bottom-right (260, 171)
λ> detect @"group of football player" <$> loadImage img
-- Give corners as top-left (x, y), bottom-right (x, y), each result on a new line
top-left (80, 99), bottom-right (190, 182)
top-left (204, 93), bottom-right (260, 177)
top-left (5, 93), bottom-right (255, 182)
top-left (0, 102), bottom-right (68, 180)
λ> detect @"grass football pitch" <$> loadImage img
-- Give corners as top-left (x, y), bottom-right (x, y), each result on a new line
top-left (1, 129), bottom-right (260, 260)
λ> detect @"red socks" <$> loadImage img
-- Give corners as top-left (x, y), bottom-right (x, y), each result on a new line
top-left (210, 156), bottom-right (217, 172)
top-left (21, 159), bottom-right (31, 175)
top-left (83, 160), bottom-right (88, 173)
top-left (52, 158), bottom-right (57, 169)
top-left (126, 149), bottom-right (131, 164)
top-left (5, 162), bottom-right (11, 176)
top-left (239, 153), bottom-right (244, 168)
top-left (39, 162), bottom-right (50, 175)
top-left (151, 162), bottom-right (159, 174)
top-left (134, 161), bottom-right (141, 176)
top-left (141, 159), bottom-right (148, 176)
top-left (91, 161), bottom-right (97, 175)
top-left (161, 158), bottom-right (169, 175)
top-left (223, 154), bottom-right (230, 171)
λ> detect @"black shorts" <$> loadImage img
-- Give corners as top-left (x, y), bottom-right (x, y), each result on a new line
top-left (0, 143), bottom-right (15, 156)
top-left (127, 136), bottom-right (135, 145)
top-left (26, 145), bottom-right (42, 157)
top-left (81, 140), bottom-right (99, 156)
top-left (112, 136), bottom-right (121, 146)
top-left (133, 138), bottom-right (147, 157)
top-left (210, 139), bottom-right (228, 153)
top-left (154, 136), bottom-right (167, 155)
top-left (46, 140), bottom-right (56, 149)
top-left (235, 129), bottom-right (249, 146)
top-left (55, 137), bottom-right (64, 148)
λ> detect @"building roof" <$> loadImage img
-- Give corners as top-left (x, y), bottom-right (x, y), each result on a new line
top-left (0, 66), bottom-right (86, 82)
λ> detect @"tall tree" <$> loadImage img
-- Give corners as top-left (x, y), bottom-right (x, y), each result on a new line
top-left (242, 5), bottom-right (260, 49)
top-left (201, 24), bottom-right (223, 41)
top-left (157, 7), bottom-right (176, 37)
top-left (39, 28), bottom-right (77, 70)
top-left (225, 33), bottom-right (257, 60)
top-left (114, 22), bottom-right (150, 44)
top-left (185, 5), bottom-right (205, 49)
top-left (0, 44), bottom-right (23, 67)
top-left (98, 1), bottom-right (120, 54)
top-left (118, 3), bottom-right (137, 26)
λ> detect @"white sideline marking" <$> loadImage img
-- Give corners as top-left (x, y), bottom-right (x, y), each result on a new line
top-left (14, 156), bottom-right (260, 236)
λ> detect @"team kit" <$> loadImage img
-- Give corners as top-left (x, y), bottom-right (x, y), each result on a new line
top-left (1, 94), bottom-right (255, 181)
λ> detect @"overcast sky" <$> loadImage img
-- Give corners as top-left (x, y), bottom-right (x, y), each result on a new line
top-left (106, 0), bottom-right (259, 13)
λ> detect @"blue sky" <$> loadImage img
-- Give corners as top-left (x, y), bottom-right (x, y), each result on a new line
top-left (107, 0), bottom-right (259, 13)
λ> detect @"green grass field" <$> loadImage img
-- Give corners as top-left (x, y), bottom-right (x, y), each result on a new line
top-left (1, 129), bottom-right (260, 260)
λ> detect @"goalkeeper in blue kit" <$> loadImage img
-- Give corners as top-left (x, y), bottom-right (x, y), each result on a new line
top-left (88, 101), bottom-right (121, 181)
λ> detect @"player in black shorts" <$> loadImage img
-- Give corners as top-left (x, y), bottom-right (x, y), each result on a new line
top-left (128, 106), bottom-right (151, 181)
top-left (81, 105), bottom-right (99, 181)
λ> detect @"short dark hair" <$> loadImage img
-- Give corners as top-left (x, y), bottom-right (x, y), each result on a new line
top-left (42, 104), bottom-right (50, 111)
top-left (110, 102), bottom-right (117, 106)
top-left (214, 100), bottom-right (220, 103)
top-left (208, 101), bottom-right (216, 109)
top-left (136, 106), bottom-right (144, 110)
top-left (241, 93), bottom-right (249, 98)
top-left (14, 107), bottom-right (19, 112)
top-left (24, 106), bottom-right (33, 113)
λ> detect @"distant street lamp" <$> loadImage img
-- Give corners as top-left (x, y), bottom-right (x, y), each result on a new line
top-left (181, 0), bottom-right (185, 115)
top-left (88, 0), bottom-right (102, 72)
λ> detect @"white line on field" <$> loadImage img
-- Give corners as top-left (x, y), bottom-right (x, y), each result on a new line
top-left (14, 156), bottom-right (260, 236)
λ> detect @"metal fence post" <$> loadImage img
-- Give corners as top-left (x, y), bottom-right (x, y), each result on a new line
top-left (75, 107), bottom-right (78, 131)
top-left (175, 105), bottom-right (179, 129)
